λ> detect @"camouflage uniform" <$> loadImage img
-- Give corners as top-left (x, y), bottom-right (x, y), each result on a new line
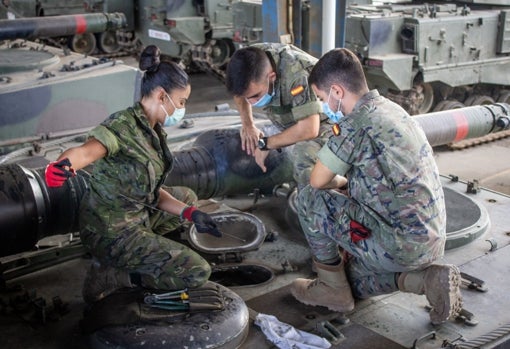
top-left (252, 43), bottom-right (331, 189)
top-left (79, 102), bottom-right (210, 290)
top-left (298, 90), bottom-right (446, 298)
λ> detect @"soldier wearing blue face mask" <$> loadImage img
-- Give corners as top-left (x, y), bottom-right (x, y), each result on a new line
top-left (161, 92), bottom-right (186, 126)
top-left (321, 87), bottom-right (344, 124)
top-left (44, 45), bottom-right (221, 304)
top-left (225, 43), bottom-right (332, 193)
top-left (291, 48), bottom-right (462, 326)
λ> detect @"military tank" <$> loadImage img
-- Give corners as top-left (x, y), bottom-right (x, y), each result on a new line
top-left (0, 12), bottom-right (142, 155)
top-left (0, 100), bottom-right (509, 348)
top-left (0, 0), bottom-right (134, 57)
top-left (2, 0), bottom-right (263, 76)
top-left (343, 0), bottom-right (510, 116)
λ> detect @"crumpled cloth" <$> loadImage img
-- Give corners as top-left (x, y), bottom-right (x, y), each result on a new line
top-left (254, 313), bottom-right (331, 349)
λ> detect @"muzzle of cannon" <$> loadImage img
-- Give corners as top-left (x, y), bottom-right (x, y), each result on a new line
top-left (0, 104), bottom-right (509, 257)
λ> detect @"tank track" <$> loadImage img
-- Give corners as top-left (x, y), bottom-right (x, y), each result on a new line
top-left (448, 129), bottom-right (510, 150)
top-left (190, 40), bottom-right (228, 82)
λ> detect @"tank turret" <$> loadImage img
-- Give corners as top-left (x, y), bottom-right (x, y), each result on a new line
top-left (0, 12), bottom-right (141, 156)
top-left (0, 12), bottom-right (126, 41)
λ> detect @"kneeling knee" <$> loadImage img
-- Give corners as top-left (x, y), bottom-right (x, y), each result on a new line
top-left (186, 263), bottom-right (211, 288)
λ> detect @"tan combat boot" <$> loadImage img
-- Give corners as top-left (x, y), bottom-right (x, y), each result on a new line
top-left (398, 264), bottom-right (463, 325)
top-left (290, 259), bottom-right (355, 313)
top-left (82, 262), bottom-right (133, 304)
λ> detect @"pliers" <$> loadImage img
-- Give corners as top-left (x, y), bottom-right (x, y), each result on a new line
top-left (143, 286), bottom-right (225, 312)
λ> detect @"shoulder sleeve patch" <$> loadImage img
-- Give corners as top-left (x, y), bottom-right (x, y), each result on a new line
top-left (291, 85), bottom-right (305, 96)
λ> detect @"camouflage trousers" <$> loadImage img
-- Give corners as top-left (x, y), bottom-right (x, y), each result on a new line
top-left (291, 123), bottom-right (332, 190)
top-left (80, 186), bottom-right (211, 291)
top-left (297, 185), bottom-right (443, 299)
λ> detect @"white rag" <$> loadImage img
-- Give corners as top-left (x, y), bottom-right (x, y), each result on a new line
top-left (254, 313), bottom-right (331, 349)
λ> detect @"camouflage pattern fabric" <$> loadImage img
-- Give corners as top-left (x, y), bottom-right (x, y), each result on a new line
top-left (79, 103), bottom-right (210, 290)
top-left (292, 123), bottom-right (332, 190)
top-left (252, 43), bottom-right (322, 129)
top-left (252, 43), bottom-right (329, 189)
top-left (298, 90), bottom-right (446, 299)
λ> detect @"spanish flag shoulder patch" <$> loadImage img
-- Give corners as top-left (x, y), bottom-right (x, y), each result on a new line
top-left (290, 85), bottom-right (305, 96)
top-left (332, 123), bottom-right (341, 136)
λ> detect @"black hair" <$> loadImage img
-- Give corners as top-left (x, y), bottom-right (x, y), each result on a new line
top-left (309, 48), bottom-right (368, 95)
top-left (139, 45), bottom-right (189, 98)
top-left (225, 46), bottom-right (270, 96)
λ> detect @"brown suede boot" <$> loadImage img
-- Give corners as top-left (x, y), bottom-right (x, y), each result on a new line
top-left (82, 262), bottom-right (133, 304)
top-left (398, 264), bottom-right (463, 325)
top-left (290, 259), bottom-right (355, 313)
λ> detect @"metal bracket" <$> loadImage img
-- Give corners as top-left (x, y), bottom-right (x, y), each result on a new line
top-left (424, 305), bottom-right (479, 326)
top-left (316, 320), bottom-right (344, 345)
top-left (411, 331), bottom-right (436, 349)
top-left (466, 179), bottom-right (480, 194)
top-left (0, 240), bottom-right (86, 287)
top-left (461, 272), bottom-right (488, 292)
top-left (456, 308), bottom-right (479, 326)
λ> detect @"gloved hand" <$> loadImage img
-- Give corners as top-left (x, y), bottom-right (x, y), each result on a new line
top-left (181, 206), bottom-right (222, 238)
top-left (45, 158), bottom-right (76, 187)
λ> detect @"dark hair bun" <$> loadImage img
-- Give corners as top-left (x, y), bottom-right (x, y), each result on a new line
top-left (139, 45), bottom-right (161, 72)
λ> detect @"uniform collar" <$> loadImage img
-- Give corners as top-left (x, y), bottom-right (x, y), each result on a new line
top-left (351, 90), bottom-right (380, 114)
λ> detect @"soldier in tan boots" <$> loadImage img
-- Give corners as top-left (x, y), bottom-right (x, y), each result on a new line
top-left (290, 48), bottom-right (462, 325)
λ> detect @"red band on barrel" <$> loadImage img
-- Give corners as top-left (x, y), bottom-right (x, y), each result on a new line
top-left (452, 111), bottom-right (469, 142)
top-left (75, 15), bottom-right (87, 34)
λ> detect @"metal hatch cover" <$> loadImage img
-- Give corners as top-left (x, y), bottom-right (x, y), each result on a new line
top-left (0, 48), bottom-right (59, 73)
top-left (188, 211), bottom-right (266, 254)
top-left (443, 186), bottom-right (491, 250)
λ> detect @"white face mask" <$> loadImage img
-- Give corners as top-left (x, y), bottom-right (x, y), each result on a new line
top-left (161, 93), bottom-right (186, 126)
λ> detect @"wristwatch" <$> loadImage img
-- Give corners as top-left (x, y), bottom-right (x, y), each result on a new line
top-left (258, 136), bottom-right (269, 151)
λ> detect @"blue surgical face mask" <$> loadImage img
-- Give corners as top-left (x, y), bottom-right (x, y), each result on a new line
top-left (161, 93), bottom-right (186, 127)
top-left (322, 87), bottom-right (344, 123)
top-left (250, 78), bottom-right (275, 108)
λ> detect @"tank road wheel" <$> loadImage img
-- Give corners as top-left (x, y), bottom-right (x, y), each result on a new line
top-left (413, 83), bottom-right (434, 114)
top-left (497, 91), bottom-right (510, 104)
top-left (433, 100), bottom-right (465, 112)
top-left (70, 33), bottom-right (96, 55)
top-left (97, 30), bottom-right (121, 54)
top-left (210, 39), bottom-right (234, 68)
top-left (464, 94), bottom-right (495, 106)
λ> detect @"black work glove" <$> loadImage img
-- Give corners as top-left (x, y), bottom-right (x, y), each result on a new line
top-left (181, 206), bottom-right (222, 238)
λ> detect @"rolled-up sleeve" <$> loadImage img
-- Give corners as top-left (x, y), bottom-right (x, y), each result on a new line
top-left (317, 144), bottom-right (351, 176)
top-left (291, 100), bottom-right (322, 121)
top-left (88, 125), bottom-right (119, 156)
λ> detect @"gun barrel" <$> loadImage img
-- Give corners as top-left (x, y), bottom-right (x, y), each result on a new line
top-left (416, 103), bottom-right (510, 146)
top-left (0, 12), bottom-right (126, 41)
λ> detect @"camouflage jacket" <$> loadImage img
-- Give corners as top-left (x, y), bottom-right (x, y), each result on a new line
top-left (252, 43), bottom-right (323, 129)
top-left (82, 102), bottom-right (173, 234)
top-left (318, 90), bottom-right (446, 246)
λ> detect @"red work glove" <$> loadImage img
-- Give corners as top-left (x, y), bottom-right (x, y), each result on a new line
top-left (181, 206), bottom-right (222, 238)
top-left (45, 158), bottom-right (76, 187)
top-left (349, 220), bottom-right (371, 243)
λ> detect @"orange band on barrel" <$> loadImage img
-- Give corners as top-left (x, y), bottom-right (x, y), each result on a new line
top-left (453, 111), bottom-right (469, 142)
top-left (75, 15), bottom-right (87, 34)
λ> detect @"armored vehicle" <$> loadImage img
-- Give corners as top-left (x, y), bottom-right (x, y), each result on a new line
top-left (1, 3), bottom-right (510, 349)
top-left (0, 12), bottom-right (141, 155)
top-left (0, 67), bottom-right (510, 348)
top-left (344, 0), bottom-right (510, 115)
top-left (2, 0), bottom-right (263, 75)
